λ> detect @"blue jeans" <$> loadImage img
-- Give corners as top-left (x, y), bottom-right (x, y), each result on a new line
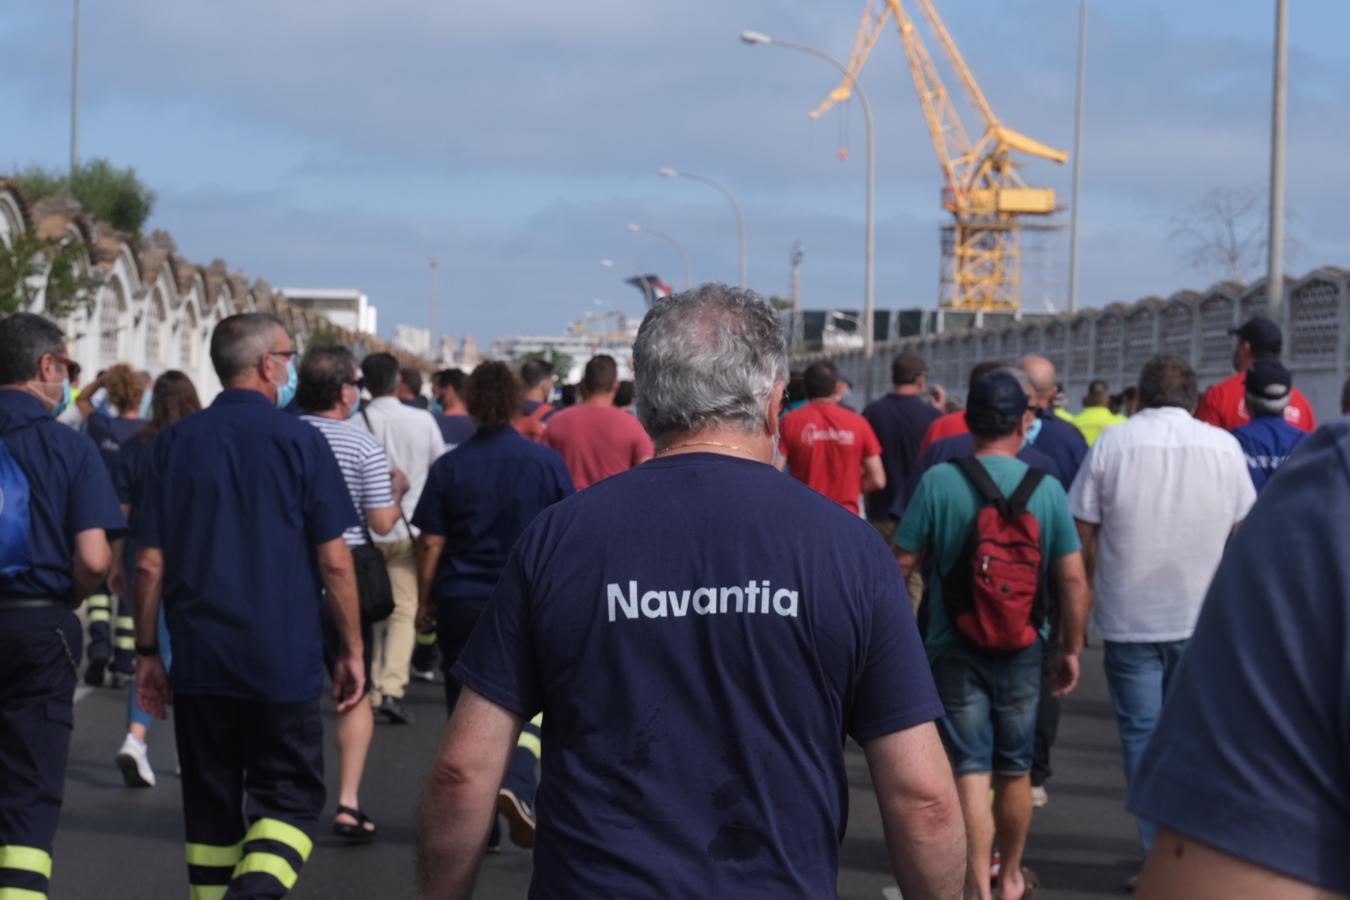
top-left (126, 612), bottom-right (171, 730)
top-left (1102, 639), bottom-right (1188, 857)
top-left (932, 639), bottom-right (1043, 776)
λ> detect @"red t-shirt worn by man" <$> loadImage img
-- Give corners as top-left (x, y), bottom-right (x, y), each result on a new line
top-left (543, 403), bottom-right (654, 490)
top-left (917, 409), bottom-right (969, 455)
top-left (779, 400), bottom-right (882, 514)
top-left (1194, 371), bottom-right (1317, 433)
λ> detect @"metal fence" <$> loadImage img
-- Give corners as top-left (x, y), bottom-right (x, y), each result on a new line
top-left (797, 267), bottom-right (1350, 420)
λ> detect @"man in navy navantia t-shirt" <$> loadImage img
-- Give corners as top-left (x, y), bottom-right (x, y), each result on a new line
top-left (417, 286), bottom-right (965, 899)
top-left (1131, 419), bottom-right (1350, 898)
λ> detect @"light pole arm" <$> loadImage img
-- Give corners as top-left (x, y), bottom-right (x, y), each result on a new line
top-left (681, 173), bottom-right (747, 290)
top-left (635, 227), bottom-right (692, 290)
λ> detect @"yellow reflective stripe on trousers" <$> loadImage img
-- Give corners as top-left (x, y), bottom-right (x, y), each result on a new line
top-left (115, 617), bottom-right (135, 629)
top-left (415, 631), bottom-right (437, 645)
top-left (113, 637), bottom-right (136, 650)
top-left (185, 841), bottom-right (242, 867)
top-left (0, 887), bottom-right (48, 899)
top-left (189, 886), bottom-right (227, 900)
top-left (87, 609), bottom-right (111, 622)
top-left (517, 730), bottom-right (542, 759)
top-left (231, 852), bottom-right (298, 890)
top-left (87, 595), bottom-right (110, 608)
top-left (0, 846), bottom-right (52, 878)
top-left (243, 818), bottom-right (312, 862)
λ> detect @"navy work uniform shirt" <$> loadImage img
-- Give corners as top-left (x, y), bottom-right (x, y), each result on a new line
top-left (1028, 410), bottom-right (1088, 486)
top-left (0, 391), bottom-right (124, 601)
top-left (861, 392), bottom-right (941, 521)
top-left (453, 452), bottom-right (942, 899)
top-left (891, 432), bottom-right (1064, 519)
top-left (1129, 420), bottom-right (1350, 894)
top-left (434, 413), bottom-right (476, 450)
top-left (1230, 414), bottom-right (1307, 492)
top-left (412, 426), bottom-right (573, 602)
top-left (84, 412), bottom-right (145, 474)
top-left (136, 389), bottom-right (357, 702)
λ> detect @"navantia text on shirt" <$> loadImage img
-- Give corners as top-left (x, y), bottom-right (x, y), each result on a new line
top-left (606, 579), bottom-right (800, 622)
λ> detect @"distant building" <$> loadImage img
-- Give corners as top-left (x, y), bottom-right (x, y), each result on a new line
top-left (279, 288), bottom-right (377, 334)
top-left (394, 324), bottom-right (432, 357)
top-left (489, 327), bottom-right (636, 384)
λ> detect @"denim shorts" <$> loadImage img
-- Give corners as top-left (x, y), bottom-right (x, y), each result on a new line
top-left (932, 638), bottom-right (1042, 776)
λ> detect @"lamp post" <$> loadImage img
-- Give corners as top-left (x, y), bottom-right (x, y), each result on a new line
top-left (1067, 0), bottom-right (1087, 314)
top-left (626, 223), bottom-right (692, 290)
top-left (1266, 0), bottom-right (1289, 319)
top-left (70, 0), bottom-right (80, 179)
top-left (427, 256), bottom-right (439, 361)
top-left (658, 167), bottom-right (746, 289)
top-left (742, 29), bottom-right (876, 400)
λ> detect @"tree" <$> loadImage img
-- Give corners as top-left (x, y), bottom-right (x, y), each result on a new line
top-left (520, 348), bottom-right (574, 382)
top-left (768, 295), bottom-right (793, 311)
top-left (1170, 187), bottom-right (1297, 285)
top-left (15, 158), bottom-right (156, 237)
top-left (0, 229), bottom-right (97, 318)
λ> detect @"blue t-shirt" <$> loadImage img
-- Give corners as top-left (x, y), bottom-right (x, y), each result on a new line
top-left (861, 392), bottom-right (941, 521)
top-left (452, 452), bottom-right (942, 899)
top-left (411, 427), bottom-right (573, 601)
top-left (0, 392), bottom-right (125, 601)
top-left (435, 413), bottom-right (476, 450)
top-left (1230, 414), bottom-right (1306, 492)
top-left (1029, 411), bottom-right (1088, 486)
top-left (84, 411), bottom-right (145, 474)
top-left (895, 455), bottom-right (1081, 660)
top-left (1128, 420), bottom-right (1350, 894)
top-left (891, 432), bottom-right (1064, 519)
top-left (112, 431), bottom-right (154, 579)
top-left (136, 389), bottom-right (357, 701)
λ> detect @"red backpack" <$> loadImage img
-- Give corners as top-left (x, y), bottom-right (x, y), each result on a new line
top-left (941, 456), bottom-right (1046, 653)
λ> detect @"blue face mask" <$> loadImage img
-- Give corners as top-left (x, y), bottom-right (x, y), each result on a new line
top-left (1023, 415), bottom-right (1043, 448)
top-left (51, 379), bottom-right (72, 419)
top-left (429, 396), bottom-right (444, 415)
top-left (275, 358), bottom-right (298, 409)
top-left (138, 388), bottom-right (153, 420)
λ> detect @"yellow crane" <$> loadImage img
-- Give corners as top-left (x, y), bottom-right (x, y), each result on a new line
top-left (812, 0), bottom-right (1068, 311)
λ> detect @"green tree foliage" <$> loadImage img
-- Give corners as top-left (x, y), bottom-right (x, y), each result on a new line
top-left (0, 230), bottom-right (97, 318)
top-left (521, 348), bottom-right (574, 381)
top-left (16, 158), bottom-right (156, 237)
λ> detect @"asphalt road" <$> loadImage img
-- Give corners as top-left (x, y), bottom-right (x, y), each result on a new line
top-left (51, 643), bottom-right (1138, 899)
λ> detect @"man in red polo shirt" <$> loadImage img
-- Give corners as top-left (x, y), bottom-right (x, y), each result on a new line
top-left (779, 360), bottom-right (884, 513)
top-left (917, 361), bottom-right (1008, 454)
top-left (1195, 317), bottom-right (1316, 432)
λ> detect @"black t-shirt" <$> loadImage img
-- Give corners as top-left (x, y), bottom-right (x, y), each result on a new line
top-left (453, 452), bottom-right (942, 898)
top-left (861, 393), bottom-right (941, 520)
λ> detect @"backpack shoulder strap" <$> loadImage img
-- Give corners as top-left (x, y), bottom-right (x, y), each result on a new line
top-left (951, 456), bottom-right (1010, 518)
top-left (1006, 468), bottom-right (1047, 517)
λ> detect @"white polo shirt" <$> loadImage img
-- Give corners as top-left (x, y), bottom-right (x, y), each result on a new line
top-left (1068, 406), bottom-right (1256, 643)
top-left (357, 396), bottom-right (447, 541)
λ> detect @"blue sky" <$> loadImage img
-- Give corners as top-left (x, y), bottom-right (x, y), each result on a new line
top-left (3, 1), bottom-right (1348, 344)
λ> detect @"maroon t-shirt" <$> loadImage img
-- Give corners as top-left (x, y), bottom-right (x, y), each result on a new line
top-left (543, 404), bottom-right (654, 490)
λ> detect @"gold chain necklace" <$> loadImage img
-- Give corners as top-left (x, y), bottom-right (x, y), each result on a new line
top-left (657, 440), bottom-right (757, 458)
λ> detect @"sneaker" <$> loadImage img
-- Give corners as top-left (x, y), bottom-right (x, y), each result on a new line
top-left (376, 696), bottom-right (415, 725)
top-left (497, 787), bottom-right (536, 849)
top-left (1031, 785), bottom-right (1048, 808)
top-left (116, 734), bottom-right (156, 788)
top-left (409, 667), bottom-right (438, 684)
top-left (1125, 870), bottom-right (1140, 892)
top-left (84, 655), bottom-right (108, 687)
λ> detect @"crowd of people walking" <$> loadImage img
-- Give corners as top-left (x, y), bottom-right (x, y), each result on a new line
top-left (0, 290), bottom-right (1345, 900)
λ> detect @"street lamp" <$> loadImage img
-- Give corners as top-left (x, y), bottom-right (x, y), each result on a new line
top-left (658, 167), bottom-right (747, 289)
top-left (741, 29), bottom-right (876, 400)
top-left (626, 223), bottom-right (692, 290)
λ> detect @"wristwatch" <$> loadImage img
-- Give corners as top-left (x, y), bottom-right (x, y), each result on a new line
top-left (134, 644), bottom-right (160, 657)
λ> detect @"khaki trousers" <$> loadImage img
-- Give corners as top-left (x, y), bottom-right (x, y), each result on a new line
top-left (868, 517), bottom-right (925, 616)
top-left (371, 538), bottom-right (417, 703)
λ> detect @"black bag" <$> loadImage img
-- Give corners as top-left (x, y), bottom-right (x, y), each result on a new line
top-left (351, 533), bottom-right (394, 624)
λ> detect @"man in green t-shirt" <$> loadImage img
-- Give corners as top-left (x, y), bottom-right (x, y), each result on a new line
top-left (895, 369), bottom-right (1091, 900)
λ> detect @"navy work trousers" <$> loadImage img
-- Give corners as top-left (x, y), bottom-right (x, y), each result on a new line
top-left (174, 694), bottom-right (326, 900)
top-left (0, 605), bottom-right (81, 898)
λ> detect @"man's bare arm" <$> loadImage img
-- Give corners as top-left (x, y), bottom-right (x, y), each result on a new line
top-left (1074, 519), bottom-right (1099, 585)
top-left (861, 455), bottom-right (886, 493)
top-left (894, 547), bottom-right (923, 582)
top-left (417, 688), bottom-right (523, 900)
top-left (315, 537), bottom-right (365, 710)
top-left (1137, 828), bottom-right (1345, 900)
top-left (72, 528), bottom-right (112, 599)
top-left (1050, 550), bottom-right (1092, 697)
top-left (864, 722), bottom-right (966, 900)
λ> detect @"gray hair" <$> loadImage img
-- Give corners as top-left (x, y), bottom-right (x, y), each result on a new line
top-left (0, 313), bottom-right (66, 384)
top-left (1246, 391), bottom-right (1291, 417)
top-left (210, 313), bottom-right (285, 383)
top-left (633, 284), bottom-right (787, 443)
top-left (1139, 354), bottom-right (1199, 410)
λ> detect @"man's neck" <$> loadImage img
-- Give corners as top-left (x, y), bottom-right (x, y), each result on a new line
top-left (443, 402), bottom-right (467, 416)
top-left (810, 396), bottom-right (837, 405)
top-left (656, 427), bottom-right (773, 464)
top-left (223, 378), bottom-right (271, 400)
top-left (311, 406), bottom-right (346, 421)
top-left (973, 434), bottom-right (1022, 458)
top-left (894, 385), bottom-right (923, 397)
top-left (583, 394), bottom-right (614, 407)
top-left (525, 388), bottom-right (548, 404)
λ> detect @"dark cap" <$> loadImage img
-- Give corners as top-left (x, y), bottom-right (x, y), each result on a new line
top-left (1244, 358), bottom-right (1292, 399)
top-left (1229, 317), bottom-right (1282, 355)
top-left (967, 371), bottom-right (1028, 421)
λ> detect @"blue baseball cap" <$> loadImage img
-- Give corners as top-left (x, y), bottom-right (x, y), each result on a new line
top-left (967, 371), bottom-right (1028, 421)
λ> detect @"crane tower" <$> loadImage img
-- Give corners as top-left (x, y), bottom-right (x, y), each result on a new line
top-left (813, 0), bottom-right (1068, 311)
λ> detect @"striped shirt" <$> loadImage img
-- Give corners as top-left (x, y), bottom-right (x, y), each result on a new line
top-left (302, 414), bottom-right (396, 546)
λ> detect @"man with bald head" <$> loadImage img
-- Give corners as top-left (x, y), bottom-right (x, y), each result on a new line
top-left (1018, 356), bottom-right (1088, 486)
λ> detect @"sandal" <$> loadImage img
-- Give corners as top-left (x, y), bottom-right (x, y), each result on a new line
top-left (333, 804), bottom-right (377, 843)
